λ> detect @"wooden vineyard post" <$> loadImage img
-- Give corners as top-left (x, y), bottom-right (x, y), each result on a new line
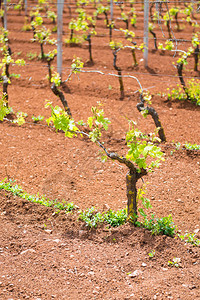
top-left (24, 0), bottom-right (28, 17)
top-left (3, 0), bottom-right (7, 30)
top-left (57, 0), bottom-right (64, 78)
top-left (110, 0), bottom-right (113, 22)
top-left (109, 0), bottom-right (114, 41)
top-left (144, 0), bottom-right (149, 68)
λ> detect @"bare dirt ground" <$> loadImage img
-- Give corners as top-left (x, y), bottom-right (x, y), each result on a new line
top-left (0, 2), bottom-right (200, 299)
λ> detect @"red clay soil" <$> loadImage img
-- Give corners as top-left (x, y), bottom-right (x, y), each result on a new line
top-left (0, 3), bottom-right (200, 299)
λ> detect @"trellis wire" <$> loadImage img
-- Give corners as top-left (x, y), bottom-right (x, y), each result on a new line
top-left (8, 60), bottom-right (200, 94)
top-left (2, 0), bottom-right (200, 83)
top-left (9, 1), bottom-right (200, 6)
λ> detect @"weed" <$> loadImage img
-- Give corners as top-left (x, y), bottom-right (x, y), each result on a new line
top-left (0, 178), bottom-right (76, 213)
top-left (104, 209), bottom-right (127, 227)
top-left (177, 232), bottom-right (200, 247)
top-left (136, 214), bottom-right (176, 237)
top-left (170, 142), bottom-right (181, 155)
top-left (0, 179), bottom-right (177, 238)
top-left (78, 207), bottom-right (104, 228)
top-left (133, 185), bottom-right (176, 237)
top-left (26, 52), bottom-right (38, 60)
top-left (148, 250), bottom-right (156, 258)
top-left (79, 207), bottom-right (127, 229)
top-left (175, 142), bottom-right (181, 150)
top-left (172, 141), bottom-right (200, 152)
top-left (10, 73), bottom-right (21, 79)
top-left (184, 143), bottom-right (200, 151)
top-left (168, 257), bottom-right (181, 268)
top-left (157, 92), bottom-right (166, 98)
top-left (32, 115), bottom-right (44, 123)
top-left (54, 201), bottom-right (76, 213)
